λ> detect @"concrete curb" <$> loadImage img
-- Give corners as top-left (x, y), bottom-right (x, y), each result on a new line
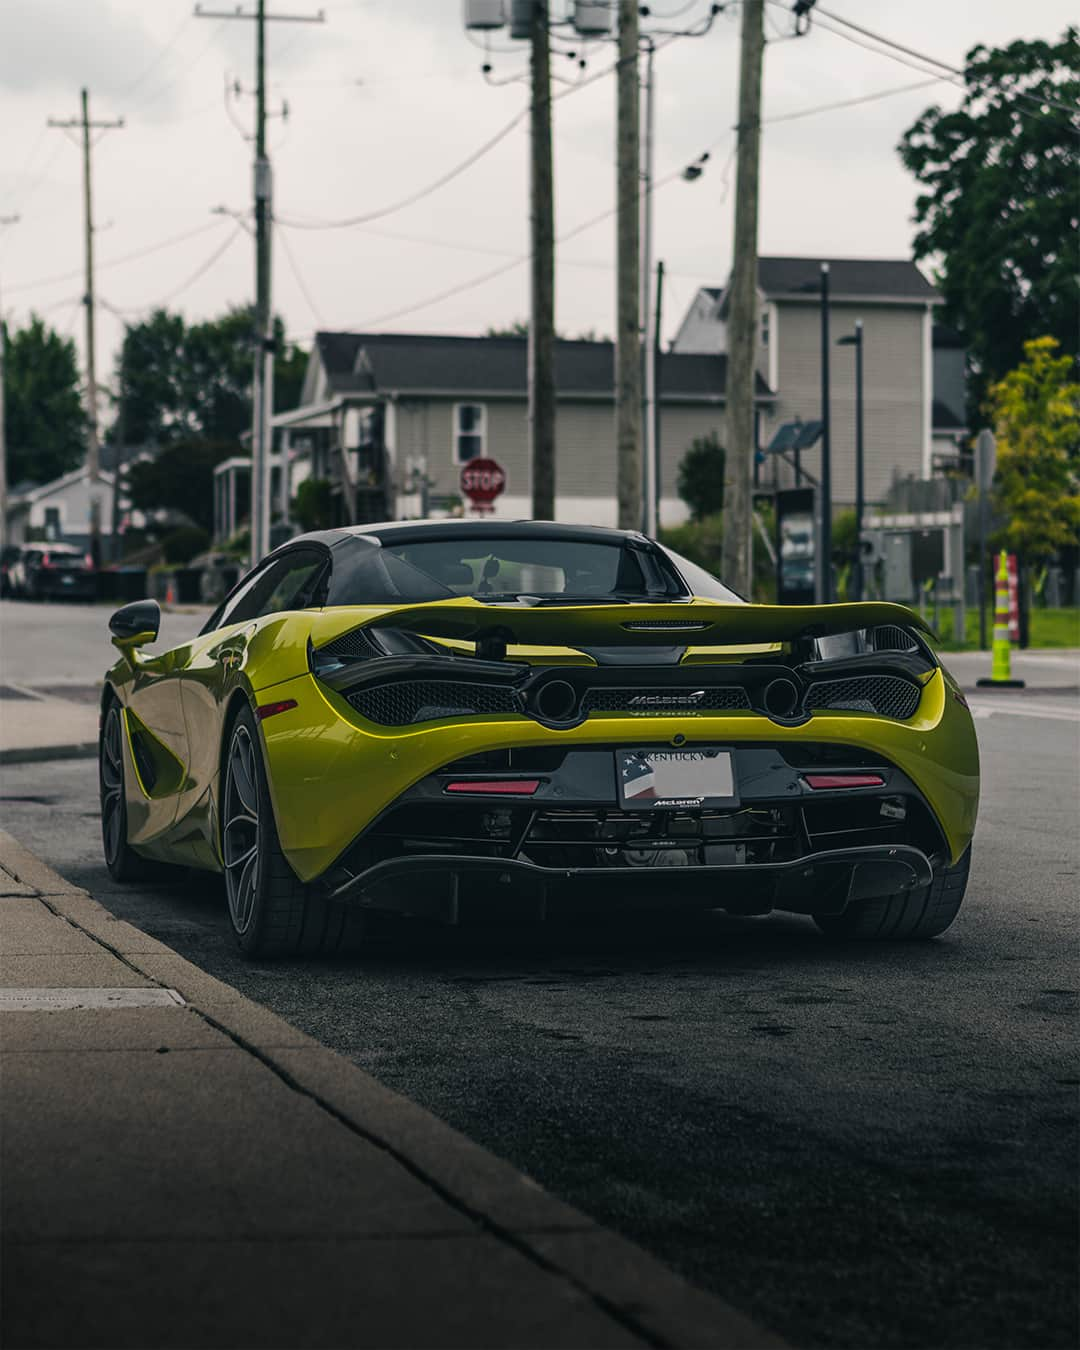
top-left (0, 827), bottom-right (785, 1350)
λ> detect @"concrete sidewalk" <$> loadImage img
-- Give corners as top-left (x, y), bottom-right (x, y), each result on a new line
top-left (0, 828), bottom-right (780, 1350)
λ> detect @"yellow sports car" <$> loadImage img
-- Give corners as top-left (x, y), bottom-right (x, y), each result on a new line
top-left (100, 521), bottom-right (979, 957)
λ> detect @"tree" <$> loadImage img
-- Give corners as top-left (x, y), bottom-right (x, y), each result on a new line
top-left (2, 315), bottom-right (85, 486)
top-left (677, 432), bottom-right (726, 520)
top-left (112, 306), bottom-right (308, 447)
top-left (485, 320), bottom-right (529, 339)
top-left (898, 29), bottom-right (1080, 416)
top-left (988, 336), bottom-right (1080, 562)
top-left (125, 439), bottom-right (238, 533)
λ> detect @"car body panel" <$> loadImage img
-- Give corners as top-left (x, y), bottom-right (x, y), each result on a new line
top-left (100, 525), bottom-right (978, 916)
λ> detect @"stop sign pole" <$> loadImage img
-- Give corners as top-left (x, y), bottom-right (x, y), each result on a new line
top-left (460, 457), bottom-right (507, 515)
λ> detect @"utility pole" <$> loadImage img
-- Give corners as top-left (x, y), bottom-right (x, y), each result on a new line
top-left (720, 0), bottom-right (764, 598)
top-left (640, 38), bottom-right (657, 536)
top-left (530, 1), bottom-right (556, 521)
top-left (0, 213), bottom-right (19, 556)
top-left (48, 93), bottom-right (124, 569)
top-left (652, 258), bottom-right (665, 534)
top-left (195, 2), bottom-right (324, 566)
top-left (615, 0), bottom-right (641, 531)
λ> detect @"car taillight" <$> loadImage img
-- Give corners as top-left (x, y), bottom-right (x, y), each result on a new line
top-left (804, 773), bottom-right (885, 790)
top-left (445, 779), bottom-right (540, 796)
top-left (40, 553), bottom-right (52, 569)
top-left (257, 699), bottom-right (298, 721)
top-left (84, 553), bottom-right (95, 570)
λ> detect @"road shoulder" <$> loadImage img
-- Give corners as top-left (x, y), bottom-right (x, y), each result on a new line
top-left (0, 827), bottom-right (782, 1350)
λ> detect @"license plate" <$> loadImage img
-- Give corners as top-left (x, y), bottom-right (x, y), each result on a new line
top-left (617, 749), bottom-right (737, 810)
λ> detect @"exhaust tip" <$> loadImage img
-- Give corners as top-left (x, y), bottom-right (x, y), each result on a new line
top-left (533, 679), bottom-right (579, 723)
top-left (763, 677), bottom-right (801, 719)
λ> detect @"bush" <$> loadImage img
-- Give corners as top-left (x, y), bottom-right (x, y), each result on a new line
top-left (677, 433), bottom-right (726, 521)
top-left (294, 477), bottom-right (335, 532)
top-left (161, 525), bottom-right (210, 564)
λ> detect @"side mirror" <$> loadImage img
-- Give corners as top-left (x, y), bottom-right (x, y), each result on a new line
top-left (109, 599), bottom-right (160, 647)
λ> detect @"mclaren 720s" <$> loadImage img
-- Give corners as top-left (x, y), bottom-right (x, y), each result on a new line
top-left (99, 520), bottom-right (978, 957)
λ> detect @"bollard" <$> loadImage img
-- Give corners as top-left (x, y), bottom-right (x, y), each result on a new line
top-left (977, 551), bottom-right (1025, 688)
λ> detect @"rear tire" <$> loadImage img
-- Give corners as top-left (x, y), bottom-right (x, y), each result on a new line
top-left (222, 704), bottom-right (365, 959)
top-left (99, 700), bottom-right (161, 883)
top-left (813, 847), bottom-right (971, 941)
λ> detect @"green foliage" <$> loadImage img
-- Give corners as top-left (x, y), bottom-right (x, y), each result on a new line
top-left (898, 29), bottom-right (1080, 414)
top-left (660, 510), bottom-right (776, 602)
top-left (125, 440), bottom-right (241, 533)
top-left (676, 432), bottom-right (726, 521)
top-left (988, 337), bottom-right (1080, 561)
top-left (484, 320), bottom-right (529, 339)
top-left (112, 306), bottom-right (308, 446)
top-left (160, 525), bottom-right (211, 565)
top-left (293, 477), bottom-right (335, 532)
top-left (2, 315), bottom-right (85, 486)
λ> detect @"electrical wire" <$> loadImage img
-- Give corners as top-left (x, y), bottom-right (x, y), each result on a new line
top-left (106, 222), bottom-right (245, 314)
top-left (812, 4), bottom-right (1078, 117)
top-left (345, 127), bottom-right (734, 332)
top-left (276, 39), bottom-right (679, 231)
top-left (275, 222), bottom-right (325, 326)
top-left (763, 76), bottom-right (944, 125)
top-left (134, 19), bottom-right (229, 115)
top-left (5, 219), bottom-right (227, 296)
top-left (116, 12), bottom-right (195, 101)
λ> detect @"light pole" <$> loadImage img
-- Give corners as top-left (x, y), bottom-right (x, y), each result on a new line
top-left (838, 319), bottom-right (864, 600)
top-left (818, 262), bottom-right (832, 603)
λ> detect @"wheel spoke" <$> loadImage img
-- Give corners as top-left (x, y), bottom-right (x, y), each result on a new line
top-left (225, 723), bottom-right (261, 935)
top-left (229, 740), bottom-right (258, 819)
top-left (223, 840), bottom-right (257, 871)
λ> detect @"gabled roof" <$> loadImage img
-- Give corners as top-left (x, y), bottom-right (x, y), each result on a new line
top-left (312, 332), bottom-right (773, 400)
top-left (9, 464), bottom-right (115, 504)
top-left (756, 256), bottom-right (940, 301)
top-left (932, 399), bottom-right (967, 432)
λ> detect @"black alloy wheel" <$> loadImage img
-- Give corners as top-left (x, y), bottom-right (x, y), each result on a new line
top-left (222, 704), bottom-right (365, 959)
top-left (99, 700), bottom-right (157, 882)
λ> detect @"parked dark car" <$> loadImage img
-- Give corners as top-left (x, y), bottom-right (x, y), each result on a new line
top-left (16, 543), bottom-right (98, 601)
top-left (0, 544), bottom-right (23, 598)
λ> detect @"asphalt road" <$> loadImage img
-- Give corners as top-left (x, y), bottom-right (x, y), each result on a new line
top-left (1, 602), bottom-right (1077, 1348)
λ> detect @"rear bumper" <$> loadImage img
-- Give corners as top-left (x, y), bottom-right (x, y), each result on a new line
top-left (324, 844), bottom-right (935, 923)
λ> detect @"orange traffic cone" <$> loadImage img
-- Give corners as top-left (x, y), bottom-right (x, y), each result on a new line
top-left (165, 578), bottom-right (176, 607)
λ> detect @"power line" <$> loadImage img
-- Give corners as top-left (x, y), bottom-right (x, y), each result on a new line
top-left (4, 219), bottom-right (227, 295)
top-left (275, 41), bottom-right (671, 232)
top-left (117, 12), bottom-right (195, 101)
top-left (274, 221), bottom-right (324, 325)
top-left (812, 4), bottom-right (1079, 117)
top-left (763, 76), bottom-right (943, 125)
top-left (105, 220), bottom-right (245, 314)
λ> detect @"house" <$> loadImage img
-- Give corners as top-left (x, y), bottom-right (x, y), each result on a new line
top-left (272, 332), bottom-right (775, 528)
top-left (672, 256), bottom-right (962, 507)
top-left (4, 465), bottom-right (116, 553)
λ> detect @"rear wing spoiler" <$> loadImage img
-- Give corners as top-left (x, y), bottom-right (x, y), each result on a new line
top-left (364, 599), bottom-right (932, 649)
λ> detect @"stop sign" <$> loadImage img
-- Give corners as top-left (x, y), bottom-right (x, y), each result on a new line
top-left (460, 457), bottom-right (507, 512)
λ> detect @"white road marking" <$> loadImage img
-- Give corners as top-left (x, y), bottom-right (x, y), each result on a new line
top-left (0, 987), bottom-right (186, 1011)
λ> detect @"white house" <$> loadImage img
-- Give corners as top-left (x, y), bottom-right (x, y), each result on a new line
top-left (5, 466), bottom-right (116, 552)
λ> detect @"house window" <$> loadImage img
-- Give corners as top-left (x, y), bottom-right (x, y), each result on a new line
top-left (760, 309), bottom-right (770, 348)
top-left (43, 507), bottom-right (62, 540)
top-left (454, 403), bottom-right (486, 463)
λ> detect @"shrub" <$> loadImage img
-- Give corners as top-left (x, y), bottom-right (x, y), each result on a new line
top-left (160, 525), bottom-right (210, 564)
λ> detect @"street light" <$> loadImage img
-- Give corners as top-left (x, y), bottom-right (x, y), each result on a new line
top-left (838, 319), bottom-right (864, 600)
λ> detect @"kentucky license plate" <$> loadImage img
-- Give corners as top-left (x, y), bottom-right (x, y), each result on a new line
top-left (617, 749), bottom-right (737, 810)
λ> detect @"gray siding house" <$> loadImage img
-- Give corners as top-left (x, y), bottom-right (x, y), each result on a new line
top-left (671, 256), bottom-right (961, 507)
top-left (273, 332), bottom-right (773, 527)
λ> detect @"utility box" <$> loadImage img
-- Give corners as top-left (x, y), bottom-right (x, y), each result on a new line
top-left (884, 533), bottom-right (914, 603)
top-left (573, 1), bottom-right (612, 35)
top-left (464, 0), bottom-right (505, 29)
top-left (508, 0), bottom-right (533, 38)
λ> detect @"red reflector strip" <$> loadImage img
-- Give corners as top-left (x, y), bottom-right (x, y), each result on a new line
top-left (445, 779), bottom-right (540, 796)
top-left (804, 773), bottom-right (885, 790)
top-left (256, 699), bottom-right (298, 721)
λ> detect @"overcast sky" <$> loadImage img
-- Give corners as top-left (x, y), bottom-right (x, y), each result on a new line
top-left (0, 0), bottom-right (1073, 384)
